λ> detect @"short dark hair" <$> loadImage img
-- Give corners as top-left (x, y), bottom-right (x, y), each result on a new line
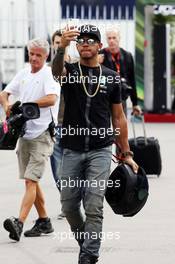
top-left (52, 30), bottom-right (62, 44)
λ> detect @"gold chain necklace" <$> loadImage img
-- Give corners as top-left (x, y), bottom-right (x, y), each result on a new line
top-left (78, 61), bottom-right (102, 98)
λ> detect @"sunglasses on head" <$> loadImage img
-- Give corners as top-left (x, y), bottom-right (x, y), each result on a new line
top-left (76, 38), bottom-right (99, 45)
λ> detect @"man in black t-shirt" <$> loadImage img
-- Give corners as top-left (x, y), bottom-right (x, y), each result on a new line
top-left (52, 24), bottom-right (138, 264)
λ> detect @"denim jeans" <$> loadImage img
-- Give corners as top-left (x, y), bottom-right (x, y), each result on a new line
top-left (60, 146), bottom-right (112, 258)
top-left (50, 125), bottom-right (63, 191)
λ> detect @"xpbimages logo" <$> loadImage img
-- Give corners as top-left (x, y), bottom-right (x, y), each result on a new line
top-left (56, 126), bottom-right (120, 139)
top-left (52, 230), bottom-right (121, 243)
top-left (54, 73), bottom-right (121, 86)
top-left (56, 178), bottom-right (121, 191)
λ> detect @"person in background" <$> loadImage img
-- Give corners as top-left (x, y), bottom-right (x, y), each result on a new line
top-left (99, 27), bottom-right (142, 116)
top-left (51, 30), bottom-right (71, 62)
top-left (0, 38), bottom-right (60, 241)
top-left (50, 30), bottom-right (70, 219)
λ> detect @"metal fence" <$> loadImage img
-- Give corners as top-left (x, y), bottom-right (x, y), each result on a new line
top-left (61, 4), bottom-right (135, 20)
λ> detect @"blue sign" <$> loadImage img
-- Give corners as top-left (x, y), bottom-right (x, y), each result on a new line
top-left (61, 0), bottom-right (135, 19)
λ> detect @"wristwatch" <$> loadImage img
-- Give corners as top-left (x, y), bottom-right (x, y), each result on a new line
top-left (121, 151), bottom-right (134, 158)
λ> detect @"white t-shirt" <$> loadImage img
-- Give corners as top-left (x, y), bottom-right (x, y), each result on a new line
top-left (5, 65), bottom-right (60, 139)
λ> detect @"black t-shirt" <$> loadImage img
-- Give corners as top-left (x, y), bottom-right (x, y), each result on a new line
top-left (60, 62), bottom-right (121, 151)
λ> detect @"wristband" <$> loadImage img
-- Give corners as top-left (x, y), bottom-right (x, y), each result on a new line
top-left (121, 151), bottom-right (134, 158)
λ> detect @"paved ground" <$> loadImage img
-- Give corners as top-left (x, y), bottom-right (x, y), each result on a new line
top-left (0, 122), bottom-right (175, 264)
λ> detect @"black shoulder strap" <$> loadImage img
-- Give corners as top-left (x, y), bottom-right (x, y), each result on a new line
top-left (119, 49), bottom-right (127, 79)
top-left (50, 108), bottom-right (54, 122)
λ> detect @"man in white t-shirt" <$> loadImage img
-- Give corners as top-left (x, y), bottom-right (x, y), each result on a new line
top-left (0, 38), bottom-right (60, 242)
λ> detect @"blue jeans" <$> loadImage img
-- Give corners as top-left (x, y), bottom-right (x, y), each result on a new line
top-left (60, 146), bottom-right (112, 258)
top-left (50, 126), bottom-right (63, 191)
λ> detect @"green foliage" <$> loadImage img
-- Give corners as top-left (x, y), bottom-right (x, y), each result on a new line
top-left (153, 14), bottom-right (175, 25)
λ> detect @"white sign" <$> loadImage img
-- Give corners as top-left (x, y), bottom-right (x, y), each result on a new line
top-left (154, 5), bottom-right (175, 16)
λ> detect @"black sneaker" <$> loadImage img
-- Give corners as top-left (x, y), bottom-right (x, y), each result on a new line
top-left (24, 218), bottom-right (54, 237)
top-left (3, 217), bottom-right (23, 242)
top-left (79, 253), bottom-right (98, 264)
